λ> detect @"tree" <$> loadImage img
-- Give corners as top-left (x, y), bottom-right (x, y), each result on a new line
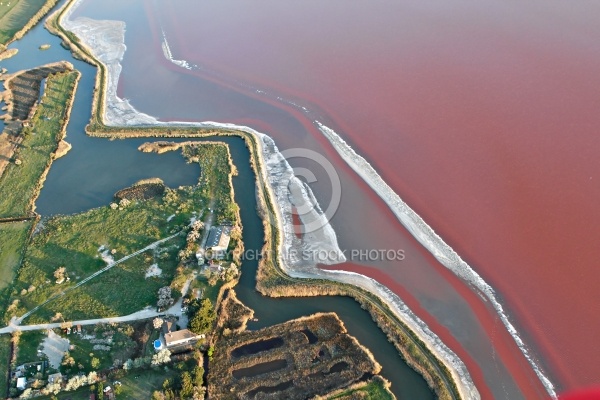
top-left (132, 357), bottom-right (150, 368)
top-left (152, 391), bottom-right (166, 400)
top-left (191, 220), bottom-right (204, 231)
top-left (61, 352), bottom-right (75, 367)
top-left (54, 266), bottom-right (67, 282)
top-left (87, 371), bottom-right (98, 383)
top-left (180, 372), bottom-right (194, 398)
top-left (187, 230), bottom-right (201, 242)
top-left (65, 375), bottom-right (86, 391)
top-left (60, 321), bottom-right (73, 330)
top-left (192, 387), bottom-right (206, 400)
top-left (230, 226), bottom-right (242, 241)
top-left (114, 385), bottom-right (123, 395)
top-left (42, 382), bottom-right (61, 395)
top-left (97, 382), bottom-right (104, 399)
top-left (91, 357), bottom-right (100, 369)
top-left (157, 287), bottom-right (174, 309)
top-left (188, 299), bottom-right (216, 334)
top-left (207, 272), bottom-right (219, 287)
top-left (153, 317), bottom-right (164, 330)
top-left (223, 265), bottom-right (238, 282)
top-left (193, 366), bottom-right (204, 387)
top-left (151, 349), bottom-right (171, 366)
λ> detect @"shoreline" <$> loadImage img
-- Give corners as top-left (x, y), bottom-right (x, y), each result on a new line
top-left (315, 122), bottom-right (557, 397)
top-left (38, 0), bottom-right (520, 398)
top-left (250, 132), bottom-right (472, 400)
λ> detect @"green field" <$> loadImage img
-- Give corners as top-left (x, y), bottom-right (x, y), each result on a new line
top-left (0, 334), bottom-right (11, 398)
top-left (37, 367), bottom-right (181, 400)
top-left (4, 143), bottom-right (237, 323)
top-left (35, 251), bottom-right (181, 321)
top-left (7, 200), bottom-right (190, 322)
top-left (15, 330), bottom-right (45, 366)
top-left (0, 0), bottom-right (55, 45)
top-left (119, 368), bottom-right (183, 399)
top-left (182, 144), bottom-right (238, 224)
top-left (0, 70), bottom-right (78, 218)
top-left (0, 220), bottom-right (32, 291)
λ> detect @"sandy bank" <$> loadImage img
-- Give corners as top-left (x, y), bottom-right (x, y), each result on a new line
top-left (316, 123), bottom-right (556, 398)
top-left (0, 48), bottom-right (18, 61)
top-left (54, 140), bottom-right (71, 159)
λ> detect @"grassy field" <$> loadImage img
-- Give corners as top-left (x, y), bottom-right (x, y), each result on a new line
top-left (34, 251), bottom-right (180, 321)
top-left (182, 144), bottom-right (238, 224)
top-left (0, 70), bottom-right (79, 218)
top-left (8, 209), bottom-right (187, 322)
top-left (0, 0), bottom-right (57, 45)
top-left (118, 368), bottom-right (182, 399)
top-left (4, 143), bottom-right (237, 323)
top-left (15, 330), bottom-right (45, 365)
top-left (0, 221), bottom-right (32, 291)
top-left (0, 334), bottom-right (11, 398)
top-left (36, 368), bottom-right (181, 399)
top-left (192, 274), bottom-right (222, 304)
top-left (328, 377), bottom-right (395, 399)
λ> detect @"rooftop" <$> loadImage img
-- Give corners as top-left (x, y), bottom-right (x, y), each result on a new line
top-left (165, 329), bottom-right (202, 347)
top-left (206, 226), bottom-right (231, 250)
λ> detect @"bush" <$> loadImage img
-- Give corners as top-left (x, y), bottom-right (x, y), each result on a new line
top-left (188, 299), bottom-right (216, 335)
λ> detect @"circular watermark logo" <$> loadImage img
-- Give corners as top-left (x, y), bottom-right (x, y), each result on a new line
top-left (259, 147), bottom-right (341, 235)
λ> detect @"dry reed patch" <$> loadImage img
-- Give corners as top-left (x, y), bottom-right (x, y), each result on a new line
top-left (208, 313), bottom-right (381, 400)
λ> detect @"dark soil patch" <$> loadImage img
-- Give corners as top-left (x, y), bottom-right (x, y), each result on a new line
top-left (114, 179), bottom-right (166, 202)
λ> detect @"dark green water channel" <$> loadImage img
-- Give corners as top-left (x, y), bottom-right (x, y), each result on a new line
top-left (0, 7), bottom-right (433, 399)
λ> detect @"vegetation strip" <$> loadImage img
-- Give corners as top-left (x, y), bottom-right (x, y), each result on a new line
top-left (0, 67), bottom-right (79, 218)
top-left (0, 62), bottom-right (73, 179)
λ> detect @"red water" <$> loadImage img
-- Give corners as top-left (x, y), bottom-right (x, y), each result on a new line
top-left (152, 1), bottom-right (600, 391)
top-left (75, 0), bottom-right (600, 397)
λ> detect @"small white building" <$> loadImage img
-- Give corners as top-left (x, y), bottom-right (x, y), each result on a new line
top-left (16, 377), bottom-right (26, 390)
top-left (164, 329), bottom-right (205, 349)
